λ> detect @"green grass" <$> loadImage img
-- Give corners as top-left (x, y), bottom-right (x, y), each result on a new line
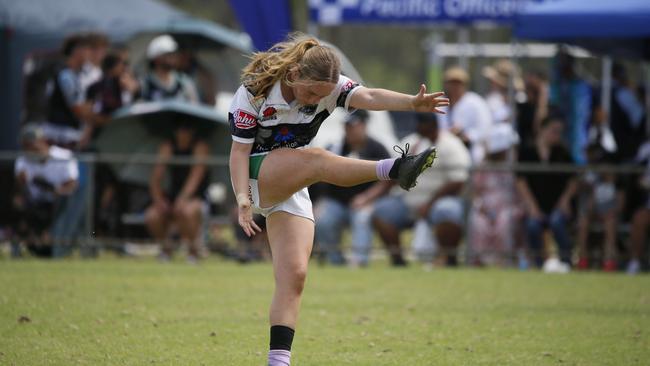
top-left (0, 257), bottom-right (649, 365)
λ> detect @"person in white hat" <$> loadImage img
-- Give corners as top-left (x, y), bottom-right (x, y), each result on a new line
top-left (139, 34), bottom-right (199, 103)
top-left (468, 123), bottom-right (523, 266)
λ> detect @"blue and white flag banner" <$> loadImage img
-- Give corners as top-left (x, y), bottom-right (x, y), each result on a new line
top-left (309, 0), bottom-right (530, 26)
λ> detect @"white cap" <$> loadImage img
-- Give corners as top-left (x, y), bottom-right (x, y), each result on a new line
top-left (486, 123), bottom-right (519, 154)
top-left (147, 35), bottom-right (178, 60)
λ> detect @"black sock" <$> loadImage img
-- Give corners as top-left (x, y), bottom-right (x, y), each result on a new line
top-left (270, 325), bottom-right (295, 351)
top-left (388, 159), bottom-right (401, 179)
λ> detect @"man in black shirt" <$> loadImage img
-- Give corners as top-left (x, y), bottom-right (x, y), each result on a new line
top-left (516, 116), bottom-right (578, 270)
top-left (314, 110), bottom-right (391, 266)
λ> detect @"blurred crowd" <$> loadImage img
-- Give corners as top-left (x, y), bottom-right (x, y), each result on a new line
top-left (311, 49), bottom-right (649, 275)
top-left (1, 33), bottom-right (649, 275)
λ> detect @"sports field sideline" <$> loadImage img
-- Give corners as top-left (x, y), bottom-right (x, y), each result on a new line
top-left (1, 258), bottom-right (648, 365)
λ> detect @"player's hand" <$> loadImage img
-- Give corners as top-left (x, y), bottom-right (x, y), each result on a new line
top-left (237, 193), bottom-right (262, 237)
top-left (411, 84), bottom-right (449, 114)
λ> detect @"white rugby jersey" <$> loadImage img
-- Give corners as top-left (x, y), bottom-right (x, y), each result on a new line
top-left (229, 75), bottom-right (361, 156)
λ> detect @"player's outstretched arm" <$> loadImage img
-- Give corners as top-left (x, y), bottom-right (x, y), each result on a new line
top-left (349, 84), bottom-right (449, 114)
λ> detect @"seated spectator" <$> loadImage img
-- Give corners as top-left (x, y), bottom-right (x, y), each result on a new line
top-left (626, 140), bottom-right (650, 274)
top-left (468, 123), bottom-right (523, 266)
top-left (440, 66), bottom-right (493, 163)
top-left (43, 34), bottom-right (97, 149)
top-left (372, 112), bottom-right (471, 267)
top-left (145, 122), bottom-right (209, 262)
top-left (13, 125), bottom-right (78, 257)
top-left (516, 116), bottom-right (578, 272)
top-left (313, 110), bottom-right (391, 266)
top-left (139, 35), bottom-right (199, 103)
top-left (575, 111), bottom-right (621, 271)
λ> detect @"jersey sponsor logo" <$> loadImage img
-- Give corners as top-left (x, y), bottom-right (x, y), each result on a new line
top-left (234, 109), bottom-right (258, 130)
top-left (261, 106), bottom-right (277, 121)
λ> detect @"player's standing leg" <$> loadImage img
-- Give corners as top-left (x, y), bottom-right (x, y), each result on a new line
top-left (265, 211), bottom-right (314, 366)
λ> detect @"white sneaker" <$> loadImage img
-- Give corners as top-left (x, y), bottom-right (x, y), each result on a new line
top-left (543, 257), bottom-right (570, 274)
top-left (626, 260), bottom-right (641, 275)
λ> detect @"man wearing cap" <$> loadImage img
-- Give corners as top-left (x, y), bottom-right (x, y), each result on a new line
top-left (440, 66), bottom-right (493, 163)
top-left (13, 125), bottom-right (79, 257)
top-left (372, 112), bottom-right (471, 266)
top-left (139, 35), bottom-right (199, 103)
top-left (313, 110), bottom-right (392, 266)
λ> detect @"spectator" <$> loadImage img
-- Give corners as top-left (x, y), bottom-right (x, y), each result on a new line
top-left (626, 140), bottom-right (650, 274)
top-left (610, 62), bottom-right (646, 162)
top-left (372, 112), bottom-right (471, 267)
top-left (79, 32), bottom-right (110, 94)
top-left (44, 34), bottom-right (96, 148)
top-left (575, 142), bottom-right (621, 271)
top-left (232, 212), bottom-right (269, 263)
top-left (482, 59), bottom-right (524, 124)
top-left (145, 122), bottom-right (210, 262)
top-left (468, 123), bottom-right (523, 266)
top-left (441, 66), bottom-right (493, 163)
top-left (139, 35), bottom-right (199, 103)
top-left (313, 110), bottom-right (391, 266)
top-left (85, 52), bottom-right (138, 137)
top-left (516, 69), bottom-right (549, 152)
top-left (13, 125), bottom-right (78, 257)
top-left (178, 47), bottom-right (217, 105)
top-left (516, 116), bottom-right (578, 272)
top-left (84, 51), bottom-right (138, 238)
top-left (549, 48), bottom-right (592, 164)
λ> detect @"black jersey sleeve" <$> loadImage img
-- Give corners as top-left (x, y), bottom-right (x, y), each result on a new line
top-left (229, 85), bottom-right (260, 144)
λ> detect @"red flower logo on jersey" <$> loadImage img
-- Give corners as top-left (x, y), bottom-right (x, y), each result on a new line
top-left (234, 109), bottom-right (258, 130)
top-left (261, 107), bottom-right (277, 121)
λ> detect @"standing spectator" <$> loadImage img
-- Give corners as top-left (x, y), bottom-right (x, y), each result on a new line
top-left (372, 112), bottom-right (471, 266)
top-left (516, 69), bottom-right (549, 152)
top-left (482, 59), bottom-right (524, 124)
top-left (313, 110), bottom-right (391, 266)
top-left (139, 35), bottom-right (199, 103)
top-left (79, 32), bottom-right (110, 94)
top-left (441, 66), bottom-right (493, 163)
top-left (516, 116), bottom-right (578, 271)
top-left (13, 125), bottom-right (78, 257)
top-left (549, 48), bottom-right (592, 164)
top-left (626, 140), bottom-right (650, 274)
top-left (44, 34), bottom-right (95, 148)
top-left (85, 51), bottom-right (138, 238)
top-left (468, 123), bottom-right (522, 266)
top-left (610, 63), bottom-right (646, 162)
top-left (178, 47), bottom-right (217, 105)
top-left (145, 122), bottom-right (210, 262)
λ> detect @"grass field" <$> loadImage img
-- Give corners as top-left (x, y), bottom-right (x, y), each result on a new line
top-left (0, 257), bottom-right (649, 365)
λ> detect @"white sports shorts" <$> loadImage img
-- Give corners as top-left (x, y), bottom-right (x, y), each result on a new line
top-left (248, 179), bottom-right (314, 222)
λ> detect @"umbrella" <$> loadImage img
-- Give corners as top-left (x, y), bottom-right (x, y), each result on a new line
top-left (93, 100), bottom-right (231, 186)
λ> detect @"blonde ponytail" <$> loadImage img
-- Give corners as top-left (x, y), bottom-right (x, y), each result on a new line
top-left (241, 32), bottom-right (341, 101)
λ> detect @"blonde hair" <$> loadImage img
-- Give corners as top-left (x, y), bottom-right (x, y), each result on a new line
top-left (241, 33), bottom-right (341, 101)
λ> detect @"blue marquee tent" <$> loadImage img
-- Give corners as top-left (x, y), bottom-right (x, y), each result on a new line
top-left (514, 0), bottom-right (650, 59)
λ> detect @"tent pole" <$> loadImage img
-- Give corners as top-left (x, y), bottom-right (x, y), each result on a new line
top-left (601, 56), bottom-right (612, 127)
top-left (458, 27), bottom-right (469, 70)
